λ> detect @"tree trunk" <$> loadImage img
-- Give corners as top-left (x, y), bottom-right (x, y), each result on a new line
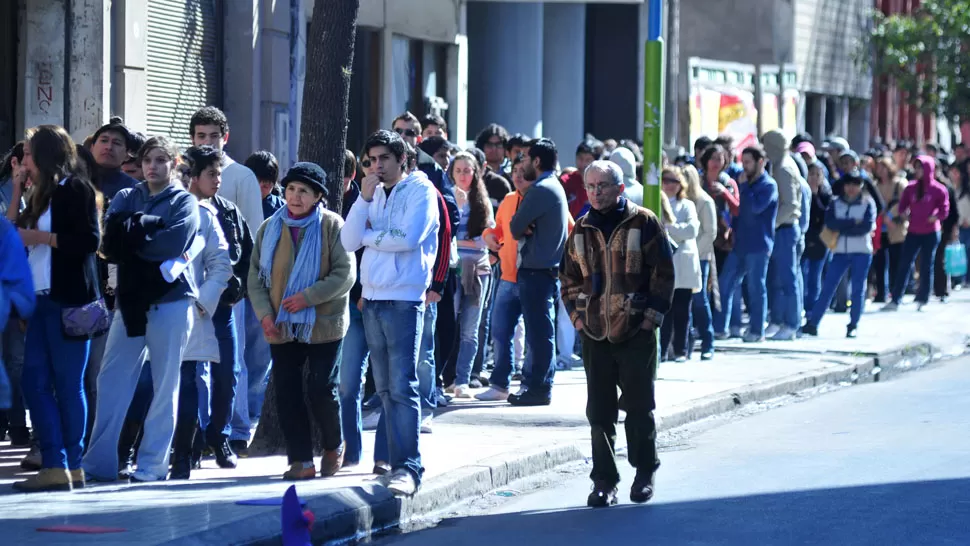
top-left (248, 0), bottom-right (360, 458)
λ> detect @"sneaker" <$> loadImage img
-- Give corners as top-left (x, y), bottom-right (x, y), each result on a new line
top-left (69, 469), bottom-right (86, 489)
top-left (770, 326), bottom-right (796, 341)
top-left (13, 468), bottom-right (73, 493)
top-left (881, 302), bottom-right (898, 312)
top-left (444, 384), bottom-right (457, 394)
top-left (587, 481), bottom-right (619, 508)
top-left (468, 377), bottom-right (483, 389)
top-left (673, 355), bottom-right (688, 363)
top-left (373, 461), bottom-right (391, 476)
top-left (362, 410), bottom-right (381, 431)
top-left (420, 415), bottom-right (434, 434)
top-left (508, 390), bottom-right (551, 407)
top-left (801, 323), bottom-right (818, 336)
top-left (511, 372), bottom-right (524, 382)
top-left (630, 470), bottom-right (655, 504)
top-left (700, 352), bottom-right (714, 361)
top-left (475, 386), bottom-right (509, 402)
top-left (453, 385), bottom-right (472, 399)
top-left (212, 439), bottom-right (238, 469)
top-left (321, 444), bottom-right (344, 477)
top-left (20, 446), bottom-right (41, 471)
top-left (713, 331), bottom-right (730, 341)
top-left (229, 439), bottom-right (249, 458)
top-left (385, 468), bottom-right (418, 497)
top-left (765, 324), bottom-right (781, 337)
top-left (846, 325), bottom-right (858, 338)
top-left (169, 458), bottom-right (192, 480)
top-left (742, 333), bottom-right (766, 343)
top-left (283, 462), bottom-right (316, 481)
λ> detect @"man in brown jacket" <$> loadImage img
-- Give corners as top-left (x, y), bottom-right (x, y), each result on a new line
top-left (560, 160), bottom-right (675, 508)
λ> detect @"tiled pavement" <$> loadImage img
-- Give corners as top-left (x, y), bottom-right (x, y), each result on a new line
top-left (0, 291), bottom-right (966, 544)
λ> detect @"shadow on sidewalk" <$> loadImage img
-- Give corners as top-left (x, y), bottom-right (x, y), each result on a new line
top-left (379, 477), bottom-right (970, 545)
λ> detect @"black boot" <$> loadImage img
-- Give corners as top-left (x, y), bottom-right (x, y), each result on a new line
top-left (170, 415), bottom-right (198, 480)
top-left (630, 470), bottom-right (655, 504)
top-left (207, 429), bottom-right (237, 469)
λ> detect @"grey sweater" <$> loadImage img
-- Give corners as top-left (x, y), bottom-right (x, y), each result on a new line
top-left (509, 173), bottom-right (570, 270)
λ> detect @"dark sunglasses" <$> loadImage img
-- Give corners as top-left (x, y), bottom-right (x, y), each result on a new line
top-left (360, 158), bottom-right (372, 168)
top-left (394, 127), bottom-right (418, 138)
top-left (662, 177), bottom-right (681, 184)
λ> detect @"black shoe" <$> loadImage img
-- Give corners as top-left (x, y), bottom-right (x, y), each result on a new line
top-left (211, 439), bottom-right (238, 469)
top-left (512, 372), bottom-right (523, 382)
top-left (169, 458), bottom-right (192, 480)
top-left (229, 440), bottom-right (249, 458)
top-left (362, 393), bottom-right (382, 411)
top-left (508, 390), bottom-right (551, 407)
top-left (587, 482), bottom-right (619, 508)
top-left (801, 323), bottom-right (818, 336)
top-left (8, 426), bottom-right (31, 447)
top-left (630, 471), bottom-right (655, 504)
top-left (477, 375), bottom-right (490, 387)
top-left (846, 325), bottom-right (858, 338)
top-left (468, 377), bottom-right (483, 389)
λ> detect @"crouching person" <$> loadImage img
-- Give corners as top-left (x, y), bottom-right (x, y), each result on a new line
top-left (83, 136), bottom-right (200, 483)
top-left (559, 161), bottom-right (675, 507)
top-left (248, 163), bottom-right (355, 480)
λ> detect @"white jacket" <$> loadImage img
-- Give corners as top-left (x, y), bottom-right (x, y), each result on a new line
top-left (183, 202), bottom-right (232, 363)
top-left (217, 155), bottom-right (264, 233)
top-left (341, 170), bottom-right (440, 303)
top-left (692, 193), bottom-right (718, 261)
top-left (666, 197), bottom-right (702, 292)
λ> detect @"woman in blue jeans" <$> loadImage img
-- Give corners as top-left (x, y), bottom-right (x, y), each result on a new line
top-left (445, 153), bottom-right (495, 398)
top-left (11, 125), bottom-right (102, 492)
top-left (802, 174), bottom-right (875, 338)
top-left (684, 166), bottom-right (717, 360)
top-left (801, 163), bottom-right (833, 312)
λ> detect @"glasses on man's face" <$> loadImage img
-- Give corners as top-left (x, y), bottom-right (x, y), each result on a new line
top-left (584, 183), bottom-right (616, 195)
top-left (394, 127), bottom-right (417, 138)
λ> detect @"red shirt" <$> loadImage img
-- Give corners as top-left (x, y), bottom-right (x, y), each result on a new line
top-left (561, 170), bottom-right (588, 219)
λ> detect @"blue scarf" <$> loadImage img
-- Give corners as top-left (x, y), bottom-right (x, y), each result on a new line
top-left (258, 204), bottom-right (323, 343)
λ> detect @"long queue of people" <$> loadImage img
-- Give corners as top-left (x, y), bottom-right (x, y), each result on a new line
top-left (0, 107), bottom-right (964, 505)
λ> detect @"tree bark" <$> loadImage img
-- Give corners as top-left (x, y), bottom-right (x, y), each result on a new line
top-left (248, 0), bottom-right (360, 458)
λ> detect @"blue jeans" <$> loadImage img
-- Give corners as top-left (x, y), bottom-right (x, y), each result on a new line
top-left (489, 280), bottom-right (523, 390)
top-left (338, 305), bottom-right (369, 466)
top-left (715, 252), bottom-right (770, 338)
top-left (691, 260), bottom-right (714, 353)
top-left (21, 295), bottom-right (91, 469)
top-left (2, 319), bottom-right (26, 426)
top-left (518, 269), bottom-right (558, 397)
top-left (892, 231), bottom-right (941, 304)
top-left (769, 226), bottom-right (800, 329)
top-left (229, 299), bottom-right (273, 442)
top-left (203, 305), bottom-right (238, 442)
top-left (362, 299), bottom-right (424, 483)
top-left (454, 273), bottom-right (490, 386)
top-left (808, 253), bottom-right (873, 328)
top-left (375, 301), bottom-right (437, 463)
top-left (801, 253), bottom-right (829, 314)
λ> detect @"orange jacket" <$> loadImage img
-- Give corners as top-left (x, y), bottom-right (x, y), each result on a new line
top-left (484, 191), bottom-right (574, 283)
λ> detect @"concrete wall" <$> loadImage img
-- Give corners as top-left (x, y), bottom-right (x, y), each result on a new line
top-left (542, 3), bottom-right (586, 154)
top-left (19, 0), bottom-right (67, 134)
top-left (307, 0), bottom-right (460, 42)
top-left (67, 0), bottom-right (109, 142)
top-left (110, 0), bottom-right (148, 132)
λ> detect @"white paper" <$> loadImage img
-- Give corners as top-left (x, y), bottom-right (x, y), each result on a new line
top-left (160, 235), bottom-right (205, 283)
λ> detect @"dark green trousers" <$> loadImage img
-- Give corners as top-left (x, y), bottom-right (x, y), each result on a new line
top-left (583, 328), bottom-right (660, 487)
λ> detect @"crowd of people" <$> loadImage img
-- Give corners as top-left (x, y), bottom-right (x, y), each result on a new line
top-left (0, 104), bottom-right (966, 507)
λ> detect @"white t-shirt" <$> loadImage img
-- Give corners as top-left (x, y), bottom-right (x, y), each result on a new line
top-left (28, 206), bottom-right (52, 293)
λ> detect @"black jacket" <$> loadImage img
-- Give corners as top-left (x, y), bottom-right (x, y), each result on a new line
top-left (804, 182), bottom-right (834, 261)
top-left (46, 177), bottom-right (102, 306)
top-left (211, 195), bottom-right (253, 306)
top-left (417, 148), bottom-right (459, 237)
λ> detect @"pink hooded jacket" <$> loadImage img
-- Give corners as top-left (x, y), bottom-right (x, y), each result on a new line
top-left (897, 155), bottom-right (950, 235)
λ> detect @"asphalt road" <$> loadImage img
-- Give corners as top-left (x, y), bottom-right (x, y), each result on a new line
top-left (377, 357), bottom-right (970, 546)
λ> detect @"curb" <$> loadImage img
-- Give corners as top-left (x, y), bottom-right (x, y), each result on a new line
top-left (180, 340), bottom-right (954, 545)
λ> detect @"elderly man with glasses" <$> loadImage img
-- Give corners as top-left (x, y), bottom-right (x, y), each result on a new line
top-left (560, 160), bottom-right (675, 508)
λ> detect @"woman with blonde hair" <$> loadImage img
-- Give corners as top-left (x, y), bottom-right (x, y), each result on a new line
top-left (659, 166), bottom-right (701, 362)
top-left (681, 165), bottom-right (717, 360)
top-left (9, 125), bottom-right (103, 492)
top-left (871, 156), bottom-right (908, 302)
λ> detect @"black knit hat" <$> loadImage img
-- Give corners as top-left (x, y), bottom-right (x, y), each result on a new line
top-left (281, 162), bottom-right (328, 198)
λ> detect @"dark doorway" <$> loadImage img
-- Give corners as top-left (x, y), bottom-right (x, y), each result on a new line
top-left (0, 0), bottom-right (19, 152)
top-left (584, 3), bottom-right (639, 141)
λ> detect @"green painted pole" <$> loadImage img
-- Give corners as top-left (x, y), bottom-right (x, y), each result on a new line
top-left (642, 0), bottom-right (664, 218)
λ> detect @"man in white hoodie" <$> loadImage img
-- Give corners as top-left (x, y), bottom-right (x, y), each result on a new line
top-left (341, 129), bottom-right (439, 497)
top-left (189, 106), bottom-right (266, 454)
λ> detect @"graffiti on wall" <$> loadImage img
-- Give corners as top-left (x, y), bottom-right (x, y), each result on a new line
top-left (35, 61), bottom-right (55, 114)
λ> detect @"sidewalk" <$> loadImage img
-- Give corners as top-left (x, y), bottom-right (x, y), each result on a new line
top-left (0, 291), bottom-right (966, 545)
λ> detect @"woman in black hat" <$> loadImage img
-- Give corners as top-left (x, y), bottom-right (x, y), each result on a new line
top-left (247, 162), bottom-right (356, 480)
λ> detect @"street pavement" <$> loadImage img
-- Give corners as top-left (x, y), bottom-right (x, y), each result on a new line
top-left (0, 291), bottom-right (966, 544)
top-left (377, 354), bottom-right (970, 546)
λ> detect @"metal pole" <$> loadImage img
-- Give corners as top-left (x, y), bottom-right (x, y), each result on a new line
top-left (642, 0), bottom-right (664, 218)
